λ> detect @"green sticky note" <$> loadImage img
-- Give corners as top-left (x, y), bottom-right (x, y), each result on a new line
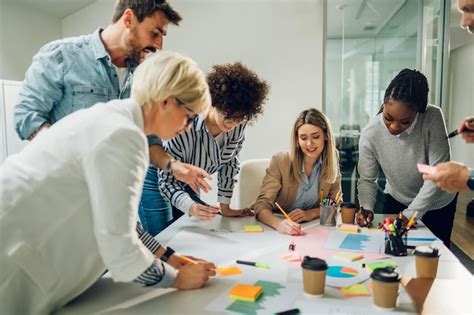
top-left (365, 261), bottom-right (397, 271)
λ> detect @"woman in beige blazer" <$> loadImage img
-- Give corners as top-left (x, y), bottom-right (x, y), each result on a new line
top-left (253, 108), bottom-right (341, 235)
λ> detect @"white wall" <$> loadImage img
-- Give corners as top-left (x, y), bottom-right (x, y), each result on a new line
top-left (448, 43), bottom-right (474, 166)
top-left (0, 2), bottom-right (62, 81)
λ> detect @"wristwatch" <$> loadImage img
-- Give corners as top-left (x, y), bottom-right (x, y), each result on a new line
top-left (160, 247), bottom-right (175, 262)
top-left (166, 158), bottom-right (177, 175)
top-left (468, 170), bottom-right (474, 191)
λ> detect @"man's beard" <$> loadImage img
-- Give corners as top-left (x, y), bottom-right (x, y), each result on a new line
top-left (125, 30), bottom-right (156, 65)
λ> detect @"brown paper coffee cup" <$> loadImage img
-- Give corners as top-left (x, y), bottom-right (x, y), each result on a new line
top-left (301, 256), bottom-right (328, 296)
top-left (414, 246), bottom-right (440, 278)
top-left (340, 202), bottom-right (357, 224)
top-left (302, 269), bottom-right (326, 296)
top-left (415, 256), bottom-right (439, 278)
top-left (372, 279), bottom-right (399, 309)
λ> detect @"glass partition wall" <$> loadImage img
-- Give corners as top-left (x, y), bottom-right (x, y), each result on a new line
top-left (324, 0), bottom-right (448, 211)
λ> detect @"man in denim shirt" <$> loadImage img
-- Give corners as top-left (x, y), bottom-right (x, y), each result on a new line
top-left (13, 0), bottom-right (212, 192)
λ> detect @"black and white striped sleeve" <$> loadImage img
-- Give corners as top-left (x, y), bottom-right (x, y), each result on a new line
top-left (136, 223), bottom-right (162, 254)
top-left (159, 133), bottom-right (196, 213)
top-left (217, 126), bottom-right (246, 204)
top-left (133, 259), bottom-right (177, 288)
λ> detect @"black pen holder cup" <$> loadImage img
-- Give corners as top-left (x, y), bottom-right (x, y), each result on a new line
top-left (384, 232), bottom-right (407, 256)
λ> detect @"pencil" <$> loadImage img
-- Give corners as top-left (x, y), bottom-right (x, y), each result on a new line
top-left (179, 255), bottom-right (198, 265)
top-left (320, 189), bottom-right (324, 204)
top-left (275, 202), bottom-right (293, 222)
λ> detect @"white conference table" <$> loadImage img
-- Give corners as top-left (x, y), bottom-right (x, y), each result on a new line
top-left (58, 214), bottom-right (473, 314)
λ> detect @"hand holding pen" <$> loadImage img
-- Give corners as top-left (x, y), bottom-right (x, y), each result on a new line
top-left (447, 116), bottom-right (474, 143)
top-left (356, 207), bottom-right (374, 227)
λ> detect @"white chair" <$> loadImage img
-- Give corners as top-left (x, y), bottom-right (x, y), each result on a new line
top-left (237, 158), bottom-right (270, 208)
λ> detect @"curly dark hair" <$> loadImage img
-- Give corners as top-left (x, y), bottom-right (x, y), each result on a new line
top-left (206, 62), bottom-right (269, 122)
top-left (383, 68), bottom-right (429, 113)
top-left (112, 0), bottom-right (182, 25)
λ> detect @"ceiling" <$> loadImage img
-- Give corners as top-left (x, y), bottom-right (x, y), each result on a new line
top-left (0, 0), bottom-right (96, 19)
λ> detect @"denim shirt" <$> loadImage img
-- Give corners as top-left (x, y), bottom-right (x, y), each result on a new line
top-left (14, 28), bottom-right (136, 140)
top-left (290, 157), bottom-right (322, 211)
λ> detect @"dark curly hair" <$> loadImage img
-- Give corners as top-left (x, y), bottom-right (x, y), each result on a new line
top-left (112, 0), bottom-right (182, 25)
top-left (206, 62), bottom-right (269, 122)
top-left (383, 68), bottom-right (429, 113)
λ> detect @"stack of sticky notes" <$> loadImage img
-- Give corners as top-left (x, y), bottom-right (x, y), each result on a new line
top-left (281, 251), bottom-right (302, 262)
top-left (216, 266), bottom-right (242, 276)
top-left (334, 251), bottom-right (363, 262)
top-left (339, 224), bottom-right (359, 233)
top-left (340, 284), bottom-right (370, 297)
top-left (243, 225), bottom-right (263, 233)
top-left (229, 284), bottom-right (263, 302)
top-left (364, 261), bottom-right (397, 272)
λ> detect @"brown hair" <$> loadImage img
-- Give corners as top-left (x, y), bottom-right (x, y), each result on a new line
top-left (112, 0), bottom-right (182, 25)
top-left (290, 108), bottom-right (339, 184)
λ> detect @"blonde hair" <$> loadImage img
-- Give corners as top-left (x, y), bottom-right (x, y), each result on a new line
top-left (290, 108), bottom-right (339, 184)
top-left (131, 51), bottom-right (210, 115)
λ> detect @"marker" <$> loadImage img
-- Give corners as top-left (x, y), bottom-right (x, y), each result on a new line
top-left (406, 211), bottom-right (418, 229)
top-left (193, 196), bottom-right (222, 215)
top-left (236, 260), bottom-right (269, 269)
top-left (275, 202), bottom-right (293, 222)
top-left (446, 118), bottom-right (474, 139)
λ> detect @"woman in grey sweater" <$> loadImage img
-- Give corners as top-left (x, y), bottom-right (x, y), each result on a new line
top-left (356, 69), bottom-right (457, 248)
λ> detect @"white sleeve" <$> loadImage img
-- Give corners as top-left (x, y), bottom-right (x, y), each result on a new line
top-left (83, 128), bottom-right (155, 282)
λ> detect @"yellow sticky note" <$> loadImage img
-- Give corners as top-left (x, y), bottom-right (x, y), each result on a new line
top-left (334, 251), bottom-right (363, 262)
top-left (339, 224), bottom-right (359, 233)
top-left (244, 225), bottom-right (263, 232)
top-left (229, 284), bottom-right (263, 302)
top-left (216, 266), bottom-right (242, 276)
top-left (340, 284), bottom-right (370, 297)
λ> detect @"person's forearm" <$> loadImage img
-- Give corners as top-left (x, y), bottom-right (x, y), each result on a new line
top-left (149, 145), bottom-right (172, 170)
top-left (27, 122), bottom-right (50, 141)
top-left (256, 209), bottom-right (281, 229)
top-left (306, 207), bottom-right (320, 220)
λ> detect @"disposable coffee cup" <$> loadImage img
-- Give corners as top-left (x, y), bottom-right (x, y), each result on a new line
top-left (301, 256), bottom-right (328, 296)
top-left (414, 246), bottom-right (440, 278)
top-left (340, 202), bottom-right (357, 224)
top-left (370, 267), bottom-right (400, 310)
top-left (320, 205), bottom-right (337, 226)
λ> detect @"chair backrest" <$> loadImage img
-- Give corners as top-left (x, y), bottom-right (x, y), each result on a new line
top-left (238, 158), bottom-right (270, 208)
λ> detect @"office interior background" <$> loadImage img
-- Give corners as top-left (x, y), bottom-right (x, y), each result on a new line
top-left (0, 0), bottom-right (473, 266)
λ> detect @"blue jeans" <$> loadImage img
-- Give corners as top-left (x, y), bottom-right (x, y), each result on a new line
top-left (138, 165), bottom-right (173, 236)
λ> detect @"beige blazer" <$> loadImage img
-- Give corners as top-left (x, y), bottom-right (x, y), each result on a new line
top-left (252, 151), bottom-right (341, 215)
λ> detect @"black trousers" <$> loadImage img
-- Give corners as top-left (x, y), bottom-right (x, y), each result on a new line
top-left (382, 194), bottom-right (457, 248)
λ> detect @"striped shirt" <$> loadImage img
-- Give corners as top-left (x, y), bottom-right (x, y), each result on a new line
top-left (159, 116), bottom-right (247, 213)
top-left (135, 223), bottom-right (177, 287)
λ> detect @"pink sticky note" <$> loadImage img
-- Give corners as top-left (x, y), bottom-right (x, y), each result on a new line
top-left (417, 163), bottom-right (435, 174)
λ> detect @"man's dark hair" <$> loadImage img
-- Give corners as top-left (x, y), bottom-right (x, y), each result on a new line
top-left (383, 68), bottom-right (429, 113)
top-left (112, 0), bottom-right (182, 25)
top-left (206, 62), bottom-right (269, 122)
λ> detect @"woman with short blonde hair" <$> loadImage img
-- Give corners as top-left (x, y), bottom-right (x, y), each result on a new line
top-left (253, 108), bottom-right (341, 235)
top-left (0, 51), bottom-right (215, 314)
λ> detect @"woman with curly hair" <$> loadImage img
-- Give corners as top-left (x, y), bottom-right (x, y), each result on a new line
top-left (139, 62), bottom-right (269, 235)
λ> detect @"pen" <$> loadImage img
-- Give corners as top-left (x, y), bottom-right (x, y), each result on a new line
top-left (193, 196), bottom-right (222, 215)
top-left (275, 202), bottom-right (293, 222)
top-left (236, 260), bottom-right (270, 269)
top-left (447, 118), bottom-right (474, 139)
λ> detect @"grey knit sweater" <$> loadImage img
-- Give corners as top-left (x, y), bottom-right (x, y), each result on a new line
top-left (357, 105), bottom-right (456, 216)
